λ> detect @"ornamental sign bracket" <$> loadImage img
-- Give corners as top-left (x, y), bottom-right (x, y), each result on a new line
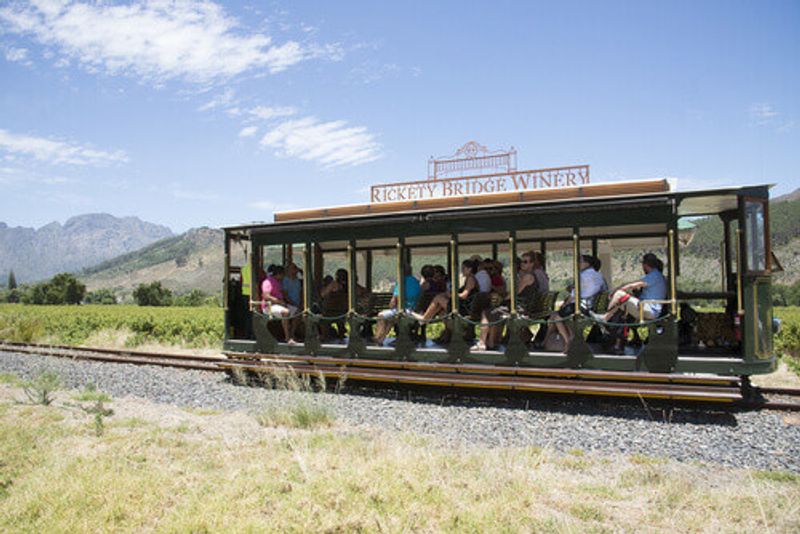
top-left (428, 141), bottom-right (516, 180)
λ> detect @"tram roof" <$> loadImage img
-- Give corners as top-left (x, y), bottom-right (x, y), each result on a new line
top-left (223, 180), bottom-right (772, 233)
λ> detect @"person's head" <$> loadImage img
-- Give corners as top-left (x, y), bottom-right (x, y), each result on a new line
top-left (322, 274), bottom-right (333, 286)
top-left (433, 265), bottom-right (447, 280)
top-left (286, 262), bottom-right (299, 278)
top-left (270, 265), bottom-right (285, 280)
top-left (579, 254), bottom-right (593, 270)
top-left (420, 264), bottom-right (434, 280)
top-left (530, 251), bottom-right (545, 270)
top-left (642, 253), bottom-right (663, 273)
top-left (520, 252), bottom-right (535, 272)
top-left (591, 256), bottom-right (602, 272)
top-left (461, 259), bottom-right (478, 276)
top-left (335, 268), bottom-right (348, 284)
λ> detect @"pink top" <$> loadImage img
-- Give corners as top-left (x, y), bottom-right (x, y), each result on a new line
top-left (261, 276), bottom-right (284, 311)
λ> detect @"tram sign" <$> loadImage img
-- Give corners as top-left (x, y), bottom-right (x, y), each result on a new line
top-left (371, 141), bottom-right (589, 203)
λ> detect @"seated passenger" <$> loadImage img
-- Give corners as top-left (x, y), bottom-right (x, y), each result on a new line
top-left (413, 259), bottom-right (478, 322)
top-left (529, 251), bottom-right (549, 295)
top-left (260, 265), bottom-right (299, 345)
top-left (597, 253), bottom-right (667, 322)
top-left (282, 262), bottom-right (303, 308)
top-left (372, 264), bottom-right (422, 345)
top-left (476, 260), bottom-right (507, 351)
top-left (544, 255), bottom-right (607, 353)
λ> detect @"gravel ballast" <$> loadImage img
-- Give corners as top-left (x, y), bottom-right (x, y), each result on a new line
top-left (2, 349), bottom-right (799, 472)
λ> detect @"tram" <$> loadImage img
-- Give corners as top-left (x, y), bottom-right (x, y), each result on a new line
top-left (222, 172), bottom-right (776, 382)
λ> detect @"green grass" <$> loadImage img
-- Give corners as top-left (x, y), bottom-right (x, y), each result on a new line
top-left (0, 395), bottom-right (799, 532)
top-left (255, 401), bottom-right (336, 429)
top-left (73, 383), bottom-right (112, 403)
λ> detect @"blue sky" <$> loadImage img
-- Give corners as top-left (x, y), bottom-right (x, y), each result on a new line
top-left (0, 0), bottom-right (798, 232)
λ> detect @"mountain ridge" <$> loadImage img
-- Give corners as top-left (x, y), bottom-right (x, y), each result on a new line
top-left (0, 213), bottom-right (173, 283)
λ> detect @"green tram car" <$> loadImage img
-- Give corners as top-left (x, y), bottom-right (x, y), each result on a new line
top-left (222, 178), bottom-right (776, 381)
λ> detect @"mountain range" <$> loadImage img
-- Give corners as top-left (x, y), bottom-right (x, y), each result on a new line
top-left (0, 214), bottom-right (173, 283)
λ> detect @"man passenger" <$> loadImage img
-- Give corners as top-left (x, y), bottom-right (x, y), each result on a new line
top-left (596, 253), bottom-right (667, 322)
top-left (373, 264), bottom-right (422, 346)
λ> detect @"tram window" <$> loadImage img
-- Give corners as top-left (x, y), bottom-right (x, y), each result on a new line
top-left (744, 200), bottom-right (767, 272)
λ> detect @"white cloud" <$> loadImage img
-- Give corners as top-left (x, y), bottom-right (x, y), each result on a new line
top-left (250, 200), bottom-right (296, 212)
top-left (0, 128), bottom-right (128, 166)
top-left (171, 185), bottom-right (218, 201)
top-left (0, 167), bottom-right (75, 185)
top-left (238, 126), bottom-right (258, 138)
top-left (248, 105), bottom-right (297, 121)
top-left (749, 102), bottom-right (779, 124)
top-left (259, 116), bottom-right (381, 167)
top-left (197, 87), bottom-right (235, 111)
top-left (4, 45), bottom-right (29, 63)
top-left (0, 0), bottom-right (335, 84)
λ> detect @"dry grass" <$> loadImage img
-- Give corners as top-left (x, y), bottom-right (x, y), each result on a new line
top-left (0, 383), bottom-right (798, 533)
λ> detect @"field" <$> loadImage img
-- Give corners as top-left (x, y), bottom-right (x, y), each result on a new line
top-left (1, 304), bottom-right (799, 372)
top-left (0, 384), bottom-right (798, 533)
top-left (0, 304), bottom-right (222, 349)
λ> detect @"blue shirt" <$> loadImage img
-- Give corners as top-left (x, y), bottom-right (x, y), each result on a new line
top-left (282, 277), bottom-right (302, 306)
top-left (572, 268), bottom-right (607, 307)
top-left (393, 275), bottom-right (422, 309)
top-left (640, 269), bottom-right (667, 315)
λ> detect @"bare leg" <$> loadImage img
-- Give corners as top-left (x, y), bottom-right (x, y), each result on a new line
top-left (555, 320), bottom-right (572, 354)
top-left (603, 290), bottom-right (628, 320)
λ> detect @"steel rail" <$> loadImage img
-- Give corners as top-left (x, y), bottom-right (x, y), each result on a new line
top-left (0, 341), bottom-right (224, 371)
top-left (2, 341), bottom-right (799, 410)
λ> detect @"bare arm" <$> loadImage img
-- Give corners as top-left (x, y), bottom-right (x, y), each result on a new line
top-left (458, 276), bottom-right (476, 299)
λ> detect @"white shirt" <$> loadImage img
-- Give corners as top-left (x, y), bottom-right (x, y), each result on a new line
top-left (475, 270), bottom-right (492, 293)
top-left (571, 268), bottom-right (606, 306)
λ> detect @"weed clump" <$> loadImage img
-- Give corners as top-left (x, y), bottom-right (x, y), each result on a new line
top-left (23, 371), bottom-right (61, 405)
top-left (255, 401), bottom-right (335, 430)
top-left (74, 383), bottom-right (111, 403)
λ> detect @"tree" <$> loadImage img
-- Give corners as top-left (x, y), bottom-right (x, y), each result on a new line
top-left (84, 288), bottom-right (118, 305)
top-left (173, 289), bottom-right (208, 307)
top-left (8, 270), bottom-right (17, 290)
top-left (133, 282), bottom-right (173, 306)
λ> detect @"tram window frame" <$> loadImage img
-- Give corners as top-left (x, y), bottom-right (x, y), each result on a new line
top-left (742, 197), bottom-right (770, 275)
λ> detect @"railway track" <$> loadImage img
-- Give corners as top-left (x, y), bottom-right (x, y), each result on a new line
top-left (1, 341), bottom-right (799, 411)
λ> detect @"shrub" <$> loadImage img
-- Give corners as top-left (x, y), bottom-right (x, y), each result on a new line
top-left (23, 371), bottom-right (61, 405)
top-left (84, 289), bottom-right (118, 305)
top-left (133, 282), bottom-right (173, 307)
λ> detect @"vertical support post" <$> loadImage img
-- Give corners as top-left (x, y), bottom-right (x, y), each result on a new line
top-left (491, 243), bottom-right (499, 261)
top-left (508, 232), bottom-right (517, 314)
top-left (736, 229), bottom-right (744, 314)
top-left (304, 243), bottom-right (314, 312)
top-left (365, 249), bottom-right (373, 292)
top-left (450, 235), bottom-right (459, 313)
top-left (223, 233), bottom-right (231, 339)
top-left (396, 238), bottom-right (405, 311)
top-left (541, 240), bottom-right (546, 266)
top-left (249, 244), bottom-right (259, 312)
top-left (722, 220), bottom-right (731, 292)
top-left (347, 241), bottom-right (356, 313)
top-left (668, 229), bottom-right (678, 317)
top-left (223, 234), bottom-right (230, 312)
top-left (591, 238), bottom-right (598, 260)
top-left (572, 231), bottom-right (580, 316)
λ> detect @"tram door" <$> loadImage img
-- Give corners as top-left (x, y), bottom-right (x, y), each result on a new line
top-left (741, 198), bottom-right (773, 360)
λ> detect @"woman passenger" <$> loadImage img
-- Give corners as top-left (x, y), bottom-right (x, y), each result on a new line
top-left (413, 259), bottom-right (478, 322)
